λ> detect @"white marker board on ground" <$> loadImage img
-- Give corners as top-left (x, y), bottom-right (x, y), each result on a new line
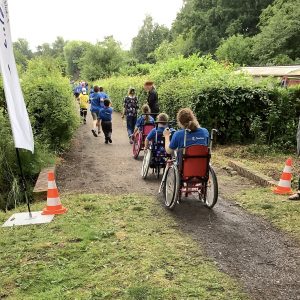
top-left (2, 211), bottom-right (54, 227)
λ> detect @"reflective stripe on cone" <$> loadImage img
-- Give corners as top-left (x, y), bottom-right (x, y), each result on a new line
top-left (273, 158), bottom-right (293, 195)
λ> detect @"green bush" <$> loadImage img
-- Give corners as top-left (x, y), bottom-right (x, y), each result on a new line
top-left (22, 57), bottom-right (79, 151)
top-left (101, 55), bottom-right (300, 148)
top-left (99, 76), bottom-right (147, 112)
top-left (0, 56), bottom-right (79, 210)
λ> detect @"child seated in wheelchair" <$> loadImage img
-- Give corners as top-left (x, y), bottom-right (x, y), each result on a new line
top-left (145, 113), bottom-right (174, 166)
top-left (163, 108), bottom-right (209, 158)
top-left (145, 113), bottom-right (170, 149)
top-left (135, 104), bottom-right (155, 131)
top-left (132, 104), bottom-right (155, 140)
top-left (145, 113), bottom-right (175, 164)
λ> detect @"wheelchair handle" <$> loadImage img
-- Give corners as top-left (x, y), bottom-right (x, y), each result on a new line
top-left (209, 129), bottom-right (219, 152)
top-left (210, 129), bottom-right (218, 140)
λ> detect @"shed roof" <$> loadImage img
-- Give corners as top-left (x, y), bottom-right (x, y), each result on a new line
top-left (237, 65), bottom-right (300, 77)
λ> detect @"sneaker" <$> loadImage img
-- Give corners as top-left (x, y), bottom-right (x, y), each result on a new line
top-left (288, 193), bottom-right (300, 201)
top-left (105, 139), bottom-right (108, 144)
top-left (108, 137), bottom-right (112, 144)
top-left (91, 129), bottom-right (98, 137)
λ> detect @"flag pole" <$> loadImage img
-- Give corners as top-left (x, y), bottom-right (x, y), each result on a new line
top-left (15, 148), bottom-right (32, 218)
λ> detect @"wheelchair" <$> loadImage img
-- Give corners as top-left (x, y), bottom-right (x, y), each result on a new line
top-left (159, 129), bottom-right (219, 210)
top-left (141, 127), bottom-right (175, 179)
top-left (132, 114), bottom-right (156, 159)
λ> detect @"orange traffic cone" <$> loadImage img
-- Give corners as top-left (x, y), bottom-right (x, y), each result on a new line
top-left (42, 172), bottom-right (67, 215)
top-left (273, 158), bottom-right (293, 195)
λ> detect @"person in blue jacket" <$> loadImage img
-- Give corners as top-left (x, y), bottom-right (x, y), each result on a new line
top-left (164, 108), bottom-right (209, 154)
top-left (99, 99), bottom-right (113, 144)
top-left (90, 86), bottom-right (108, 137)
top-left (99, 86), bottom-right (109, 109)
top-left (90, 85), bottom-right (101, 137)
top-left (145, 113), bottom-right (173, 150)
top-left (73, 83), bottom-right (82, 98)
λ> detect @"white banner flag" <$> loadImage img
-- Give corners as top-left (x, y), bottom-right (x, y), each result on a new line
top-left (0, 0), bottom-right (34, 153)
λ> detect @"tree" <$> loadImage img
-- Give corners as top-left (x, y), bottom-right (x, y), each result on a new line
top-left (171, 0), bottom-right (274, 54)
top-left (216, 35), bottom-right (254, 65)
top-left (252, 0), bottom-right (300, 64)
top-left (13, 38), bottom-right (33, 69)
top-left (64, 41), bottom-right (92, 79)
top-left (131, 15), bottom-right (170, 63)
top-left (80, 36), bottom-right (125, 81)
top-left (151, 35), bottom-right (194, 62)
top-left (52, 36), bottom-right (66, 58)
top-left (36, 43), bottom-right (53, 56)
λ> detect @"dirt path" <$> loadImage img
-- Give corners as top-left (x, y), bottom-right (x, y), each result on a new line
top-left (57, 112), bottom-right (158, 195)
top-left (57, 113), bottom-right (300, 300)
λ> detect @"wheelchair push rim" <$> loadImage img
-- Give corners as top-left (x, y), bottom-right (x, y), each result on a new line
top-left (203, 166), bottom-right (218, 209)
top-left (164, 165), bottom-right (179, 210)
top-left (141, 150), bottom-right (152, 179)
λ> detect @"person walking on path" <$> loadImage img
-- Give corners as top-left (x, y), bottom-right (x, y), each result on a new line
top-left (144, 80), bottom-right (159, 120)
top-left (122, 88), bottom-right (139, 143)
top-left (99, 99), bottom-right (113, 144)
top-left (79, 88), bottom-right (89, 124)
top-left (99, 86), bottom-right (109, 110)
top-left (90, 85), bottom-right (103, 137)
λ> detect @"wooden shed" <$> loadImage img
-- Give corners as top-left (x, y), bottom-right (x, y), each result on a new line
top-left (236, 65), bottom-right (300, 87)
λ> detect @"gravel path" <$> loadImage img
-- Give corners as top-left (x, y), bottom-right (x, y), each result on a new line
top-left (57, 112), bottom-right (300, 300)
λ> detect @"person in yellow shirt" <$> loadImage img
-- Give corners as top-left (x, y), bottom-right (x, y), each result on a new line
top-left (79, 88), bottom-right (89, 124)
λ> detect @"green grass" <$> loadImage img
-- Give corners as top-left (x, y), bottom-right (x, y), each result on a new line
top-left (211, 145), bottom-right (300, 241)
top-left (213, 145), bottom-right (299, 185)
top-left (233, 188), bottom-right (300, 241)
top-left (0, 194), bottom-right (247, 300)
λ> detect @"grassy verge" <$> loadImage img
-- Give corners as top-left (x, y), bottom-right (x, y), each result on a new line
top-left (233, 188), bottom-right (300, 241)
top-left (213, 145), bottom-right (300, 242)
top-left (0, 194), bottom-right (246, 300)
top-left (213, 145), bottom-right (299, 186)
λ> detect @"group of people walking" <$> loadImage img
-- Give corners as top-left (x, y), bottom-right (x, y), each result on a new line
top-left (75, 82), bottom-right (113, 144)
top-left (74, 79), bottom-right (209, 152)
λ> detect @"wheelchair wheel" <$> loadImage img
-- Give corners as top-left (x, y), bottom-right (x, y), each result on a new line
top-left (164, 165), bottom-right (180, 210)
top-left (141, 150), bottom-right (152, 179)
top-left (133, 132), bottom-right (142, 159)
top-left (204, 166), bottom-right (218, 209)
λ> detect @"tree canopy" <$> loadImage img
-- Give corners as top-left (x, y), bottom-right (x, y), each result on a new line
top-left (171, 0), bottom-right (274, 54)
top-left (64, 41), bottom-right (92, 78)
top-left (80, 36), bottom-right (125, 81)
top-left (252, 0), bottom-right (300, 64)
top-left (131, 15), bottom-right (170, 63)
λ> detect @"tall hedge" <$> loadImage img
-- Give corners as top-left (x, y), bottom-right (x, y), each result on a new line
top-left (0, 57), bottom-right (79, 210)
top-left (101, 55), bottom-right (300, 147)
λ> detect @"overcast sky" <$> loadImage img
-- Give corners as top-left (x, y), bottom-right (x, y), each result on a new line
top-left (8, 0), bottom-right (183, 50)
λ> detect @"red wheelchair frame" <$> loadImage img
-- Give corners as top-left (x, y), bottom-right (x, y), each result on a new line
top-left (159, 129), bottom-right (218, 210)
top-left (132, 123), bottom-right (155, 159)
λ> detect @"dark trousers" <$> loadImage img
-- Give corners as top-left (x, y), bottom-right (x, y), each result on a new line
top-left (101, 120), bottom-right (112, 140)
top-left (80, 108), bottom-right (87, 120)
top-left (126, 116), bottom-right (137, 137)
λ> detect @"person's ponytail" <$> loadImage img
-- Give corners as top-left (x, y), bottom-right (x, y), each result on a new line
top-left (177, 108), bottom-right (199, 132)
